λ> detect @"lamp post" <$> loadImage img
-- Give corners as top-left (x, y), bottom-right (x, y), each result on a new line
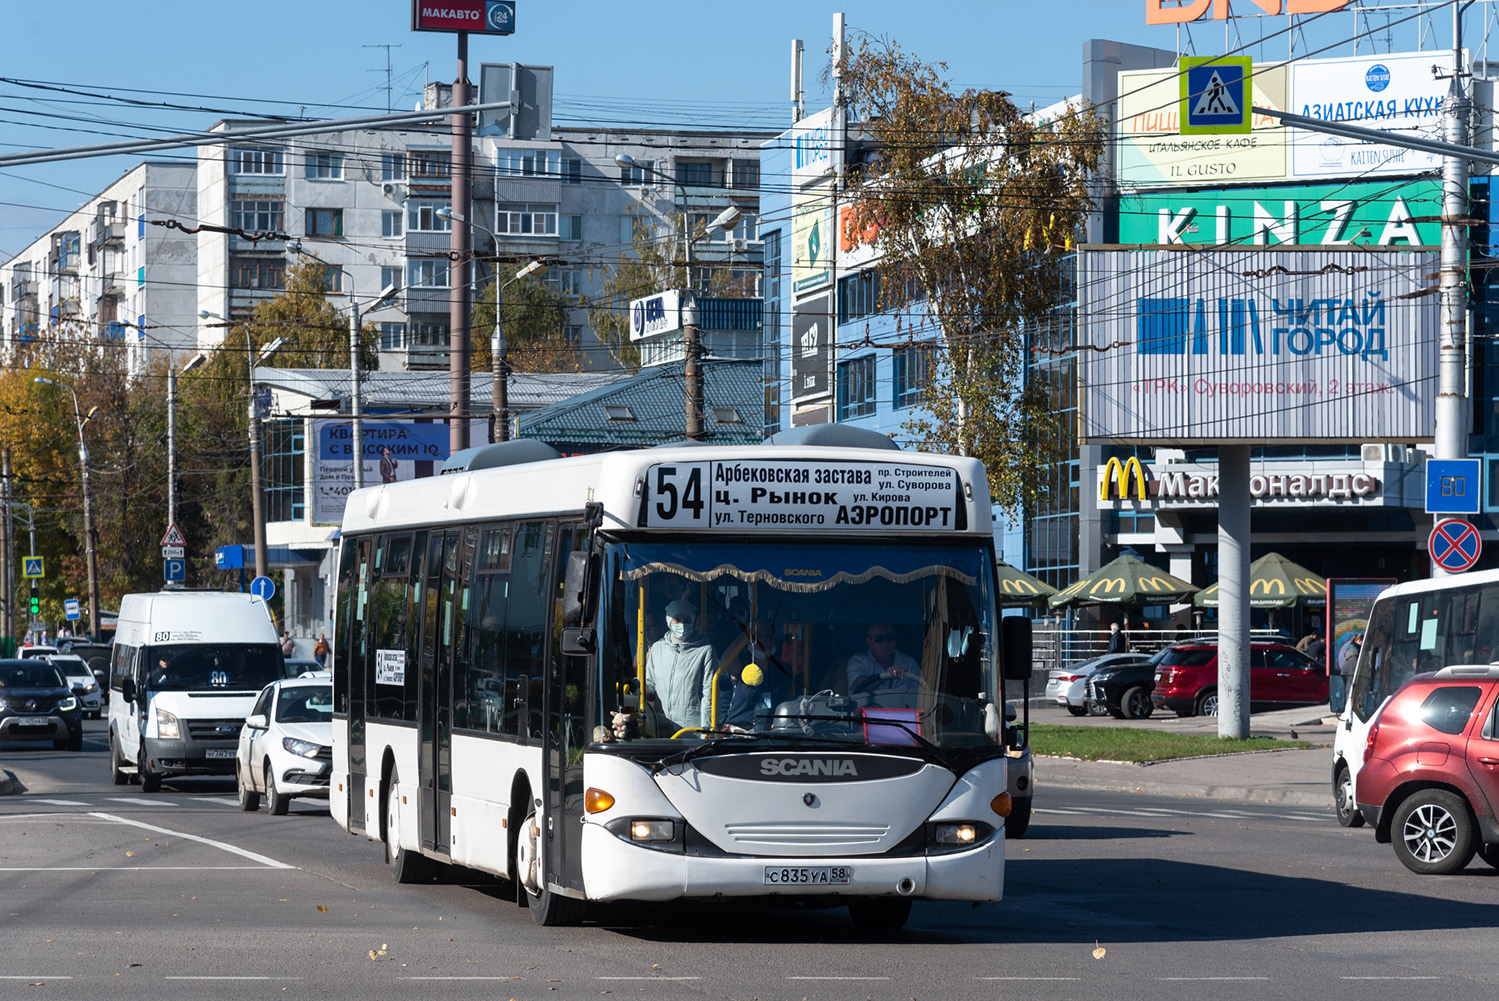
top-left (436, 207), bottom-right (546, 443)
top-left (33, 377), bottom-right (100, 640)
top-left (285, 243), bottom-right (399, 491)
top-left (614, 153), bottom-right (740, 440)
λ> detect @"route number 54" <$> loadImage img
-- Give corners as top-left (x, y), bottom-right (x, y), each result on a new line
top-left (654, 465), bottom-right (705, 524)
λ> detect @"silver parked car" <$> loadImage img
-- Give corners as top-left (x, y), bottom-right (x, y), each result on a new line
top-left (1045, 654), bottom-right (1150, 716)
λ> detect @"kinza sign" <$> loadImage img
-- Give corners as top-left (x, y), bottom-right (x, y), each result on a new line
top-left (1146, 0), bottom-right (1351, 24)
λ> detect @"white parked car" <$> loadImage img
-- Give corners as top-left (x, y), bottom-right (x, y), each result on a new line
top-left (49, 653), bottom-right (103, 719)
top-left (235, 679), bottom-right (333, 815)
top-left (1045, 654), bottom-right (1150, 716)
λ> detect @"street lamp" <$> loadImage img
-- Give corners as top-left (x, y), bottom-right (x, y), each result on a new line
top-left (614, 153), bottom-right (741, 439)
top-left (33, 377), bottom-right (100, 640)
top-left (436, 207), bottom-right (546, 442)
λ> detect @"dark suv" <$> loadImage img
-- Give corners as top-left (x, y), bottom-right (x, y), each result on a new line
top-left (1356, 665), bottom-right (1499, 874)
top-left (0, 659), bottom-right (83, 751)
top-left (1151, 640), bottom-right (1327, 717)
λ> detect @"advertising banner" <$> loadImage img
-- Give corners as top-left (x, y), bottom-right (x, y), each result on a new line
top-left (1117, 64), bottom-right (1288, 188)
top-left (1289, 51), bottom-right (1456, 180)
top-left (791, 189), bottom-right (833, 296)
top-left (311, 419), bottom-right (451, 524)
top-left (1077, 246), bottom-right (1438, 444)
top-left (1118, 178), bottom-right (1442, 247)
top-left (790, 294), bottom-right (831, 402)
top-left (791, 108), bottom-right (834, 185)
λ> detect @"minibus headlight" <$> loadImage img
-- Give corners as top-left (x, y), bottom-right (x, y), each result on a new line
top-left (934, 823), bottom-right (980, 845)
top-left (629, 819), bottom-right (675, 842)
top-left (157, 709), bottom-right (180, 739)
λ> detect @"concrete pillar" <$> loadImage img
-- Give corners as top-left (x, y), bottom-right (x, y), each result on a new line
top-left (1218, 445), bottom-right (1251, 738)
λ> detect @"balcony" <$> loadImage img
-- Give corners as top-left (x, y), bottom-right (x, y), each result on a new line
top-left (98, 223), bottom-right (124, 248)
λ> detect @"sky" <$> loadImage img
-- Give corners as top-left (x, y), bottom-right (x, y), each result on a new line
top-left (0, 0), bottom-right (1470, 258)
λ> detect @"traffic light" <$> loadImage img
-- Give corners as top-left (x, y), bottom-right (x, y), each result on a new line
top-left (29, 584), bottom-right (38, 617)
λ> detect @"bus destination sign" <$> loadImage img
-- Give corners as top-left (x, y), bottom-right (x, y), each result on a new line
top-left (643, 460), bottom-right (963, 531)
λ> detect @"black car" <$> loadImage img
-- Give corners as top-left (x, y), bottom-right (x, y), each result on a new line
top-left (1086, 648), bottom-right (1168, 720)
top-left (0, 659), bottom-right (83, 751)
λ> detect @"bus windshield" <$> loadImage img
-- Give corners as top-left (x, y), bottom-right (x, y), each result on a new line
top-left (143, 644), bottom-right (284, 692)
top-left (598, 539), bottom-right (998, 749)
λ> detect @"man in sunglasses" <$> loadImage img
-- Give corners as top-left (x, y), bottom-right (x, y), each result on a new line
top-left (847, 622), bottom-right (920, 695)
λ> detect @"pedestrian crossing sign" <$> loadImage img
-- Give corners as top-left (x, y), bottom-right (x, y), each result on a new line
top-left (1179, 56), bottom-right (1251, 135)
top-left (21, 556), bottom-right (43, 579)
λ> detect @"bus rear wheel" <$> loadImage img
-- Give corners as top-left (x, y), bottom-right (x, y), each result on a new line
top-left (848, 897), bottom-right (912, 931)
top-left (515, 811), bottom-right (583, 927)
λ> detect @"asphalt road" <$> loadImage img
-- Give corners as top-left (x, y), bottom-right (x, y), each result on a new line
top-left (2, 717), bottom-right (1497, 1001)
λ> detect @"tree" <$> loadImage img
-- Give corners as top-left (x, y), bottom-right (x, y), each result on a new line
top-left (838, 35), bottom-right (1105, 514)
top-left (473, 273), bottom-right (581, 374)
top-left (245, 259), bottom-right (377, 371)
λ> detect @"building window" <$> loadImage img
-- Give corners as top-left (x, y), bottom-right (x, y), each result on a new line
top-left (560, 215), bottom-right (583, 241)
top-left (380, 322), bottom-right (408, 351)
top-left (620, 215), bottom-right (638, 245)
top-left (304, 152), bottom-right (344, 180)
top-left (409, 150), bottom-right (451, 178)
top-left (305, 208), bottom-right (343, 238)
top-left (836, 355), bottom-right (877, 420)
top-left (731, 159), bottom-right (760, 189)
top-left (762, 231), bottom-right (781, 435)
top-left (229, 200), bottom-right (284, 234)
top-left (838, 269), bottom-right (882, 324)
top-left (498, 149), bottom-right (558, 177)
top-left (564, 324), bottom-right (583, 347)
top-left (407, 201), bottom-right (452, 232)
top-left (381, 210), bottom-right (403, 238)
top-left (893, 343), bottom-right (935, 409)
top-left (410, 319), bottom-right (449, 346)
top-left (228, 147), bottom-right (284, 175)
top-left (562, 158), bottom-right (582, 185)
top-left (381, 152), bottom-right (406, 181)
top-left (676, 160), bottom-right (716, 187)
top-left (406, 259), bottom-right (451, 288)
top-left (690, 212), bottom-right (727, 242)
top-left (619, 158), bottom-right (651, 185)
top-left (553, 268), bottom-right (582, 296)
top-left (230, 255), bottom-right (284, 290)
top-left (730, 212), bottom-right (758, 242)
top-left (320, 269), bottom-right (344, 294)
top-left (379, 267), bottom-right (402, 294)
top-left (496, 203), bottom-right (557, 237)
top-left (263, 419), bottom-right (305, 524)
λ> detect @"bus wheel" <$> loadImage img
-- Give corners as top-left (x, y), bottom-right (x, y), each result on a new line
top-left (1005, 797), bottom-right (1032, 839)
top-left (848, 897), bottom-right (912, 931)
top-left (108, 730), bottom-right (127, 786)
top-left (138, 750), bottom-right (161, 793)
top-left (1334, 763), bottom-right (1365, 828)
top-left (384, 770), bottom-right (432, 884)
top-left (516, 811), bottom-right (583, 927)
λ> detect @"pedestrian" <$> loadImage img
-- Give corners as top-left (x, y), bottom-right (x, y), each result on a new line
top-left (378, 445), bottom-right (399, 485)
top-left (1338, 633), bottom-right (1363, 677)
top-left (1306, 633), bottom-right (1326, 665)
top-left (280, 630), bottom-right (296, 658)
top-left (1295, 629), bottom-right (1317, 653)
top-left (1105, 622), bottom-right (1128, 654)
top-left (313, 632), bottom-right (331, 667)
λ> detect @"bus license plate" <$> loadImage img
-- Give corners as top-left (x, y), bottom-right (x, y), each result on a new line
top-left (205, 749), bottom-right (236, 759)
top-left (763, 865), bottom-right (851, 885)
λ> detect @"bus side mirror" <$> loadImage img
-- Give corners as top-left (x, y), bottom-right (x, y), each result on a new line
top-left (1001, 617), bottom-right (1032, 682)
top-left (119, 677), bottom-right (136, 704)
top-left (562, 550), bottom-right (590, 627)
top-left (1328, 674), bottom-right (1346, 713)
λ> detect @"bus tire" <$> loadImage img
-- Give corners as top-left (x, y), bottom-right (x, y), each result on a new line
top-left (384, 770), bottom-right (433, 884)
top-left (516, 811), bottom-right (584, 927)
top-left (1334, 763), bottom-right (1365, 828)
top-left (848, 897), bottom-right (912, 931)
top-left (108, 730), bottom-right (128, 786)
top-left (1005, 797), bottom-right (1032, 839)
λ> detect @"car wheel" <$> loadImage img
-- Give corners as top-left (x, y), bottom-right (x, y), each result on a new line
top-left (237, 765), bottom-right (260, 812)
top-left (108, 730), bottom-right (127, 786)
top-left (53, 737), bottom-right (68, 750)
top-left (847, 897), bottom-right (912, 931)
top-left (1479, 843), bottom-right (1499, 870)
top-left (1106, 705), bottom-right (1127, 720)
top-left (1066, 705), bottom-right (1087, 717)
top-left (66, 731), bottom-right (82, 752)
top-left (1005, 797), bottom-right (1032, 839)
top-left (1195, 689), bottom-right (1219, 718)
top-left (1121, 686), bottom-right (1153, 720)
top-left (515, 810), bottom-right (584, 926)
top-left (266, 764), bottom-right (289, 816)
top-left (1086, 699), bottom-right (1110, 717)
top-left (138, 749), bottom-right (161, 793)
top-left (384, 770), bottom-right (433, 884)
top-left (1334, 763), bottom-right (1365, 828)
top-left (1391, 789), bottom-right (1475, 875)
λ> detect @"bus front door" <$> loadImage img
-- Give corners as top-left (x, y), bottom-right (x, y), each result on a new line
top-left (417, 529), bottom-right (456, 856)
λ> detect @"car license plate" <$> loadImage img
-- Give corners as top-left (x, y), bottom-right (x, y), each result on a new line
top-left (204, 749), bottom-right (235, 759)
top-left (763, 865), bottom-right (851, 885)
top-left (16, 716), bottom-right (51, 726)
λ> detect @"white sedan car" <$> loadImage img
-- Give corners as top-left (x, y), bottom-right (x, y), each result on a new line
top-left (49, 653), bottom-right (104, 719)
top-left (1046, 654), bottom-right (1149, 716)
top-left (235, 678), bottom-right (333, 815)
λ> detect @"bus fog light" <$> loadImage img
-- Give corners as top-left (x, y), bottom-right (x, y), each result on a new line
top-left (629, 819), bottom-right (675, 842)
top-left (585, 788), bottom-right (615, 813)
top-left (934, 823), bottom-right (979, 845)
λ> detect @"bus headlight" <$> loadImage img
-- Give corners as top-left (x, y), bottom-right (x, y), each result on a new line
top-left (157, 709), bottom-right (180, 739)
top-left (933, 823), bottom-right (980, 845)
top-left (628, 819), bottom-right (675, 842)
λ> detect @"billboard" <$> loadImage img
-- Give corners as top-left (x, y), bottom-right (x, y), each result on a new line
top-left (1077, 246), bottom-right (1438, 444)
top-left (791, 190), bottom-right (833, 296)
top-left (1289, 52), bottom-right (1456, 180)
top-left (311, 419), bottom-right (451, 524)
top-left (790, 294), bottom-right (832, 401)
top-left (1118, 178), bottom-right (1442, 247)
top-left (412, 0), bottom-right (515, 34)
top-left (792, 108), bottom-right (835, 185)
top-left (1325, 578), bottom-right (1396, 676)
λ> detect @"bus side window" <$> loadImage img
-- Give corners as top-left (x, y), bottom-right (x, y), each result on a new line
top-left (1473, 589), bottom-right (1499, 665)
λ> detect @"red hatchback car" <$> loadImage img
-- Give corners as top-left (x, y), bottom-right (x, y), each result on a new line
top-left (1150, 640), bottom-right (1328, 717)
top-left (1355, 665), bottom-right (1499, 874)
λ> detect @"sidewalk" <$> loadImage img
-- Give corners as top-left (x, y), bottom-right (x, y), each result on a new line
top-left (1027, 703), bottom-right (1337, 808)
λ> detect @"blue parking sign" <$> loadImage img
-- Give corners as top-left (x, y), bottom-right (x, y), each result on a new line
top-left (164, 558), bottom-right (186, 582)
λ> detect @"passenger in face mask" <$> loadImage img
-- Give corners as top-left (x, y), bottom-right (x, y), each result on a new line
top-left (644, 600), bottom-right (718, 735)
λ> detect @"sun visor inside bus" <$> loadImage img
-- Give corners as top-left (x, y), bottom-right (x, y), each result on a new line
top-left (766, 425), bottom-right (902, 450)
top-left (619, 542), bottom-right (978, 593)
top-left (439, 440), bottom-right (563, 475)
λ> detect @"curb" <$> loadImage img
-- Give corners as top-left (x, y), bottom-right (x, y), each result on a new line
top-left (1040, 766), bottom-right (1334, 808)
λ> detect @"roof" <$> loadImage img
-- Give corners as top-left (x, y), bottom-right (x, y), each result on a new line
top-left (254, 368), bottom-right (626, 414)
top-left (516, 358), bottom-right (765, 448)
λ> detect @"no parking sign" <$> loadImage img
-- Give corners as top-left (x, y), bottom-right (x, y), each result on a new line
top-left (1429, 519), bottom-right (1482, 573)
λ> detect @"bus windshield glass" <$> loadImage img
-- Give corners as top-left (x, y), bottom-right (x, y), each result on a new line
top-left (143, 644), bottom-right (284, 692)
top-left (599, 539), bottom-right (998, 749)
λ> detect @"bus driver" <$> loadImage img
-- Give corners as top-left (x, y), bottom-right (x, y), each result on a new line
top-left (847, 622), bottom-right (920, 696)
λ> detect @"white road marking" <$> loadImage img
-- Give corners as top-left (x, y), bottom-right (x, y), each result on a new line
top-left (164, 976), bottom-right (302, 981)
top-left (25, 799), bottom-right (87, 806)
top-left (105, 797), bottom-right (177, 807)
top-left (0, 977), bottom-right (72, 980)
top-left (89, 812), bottom-right (294, 869)
top-left (197, 797), bottom-right (242, 807)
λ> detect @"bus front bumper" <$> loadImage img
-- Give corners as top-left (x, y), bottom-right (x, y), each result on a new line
top-left (579, 824), bottom-right (1003, 903)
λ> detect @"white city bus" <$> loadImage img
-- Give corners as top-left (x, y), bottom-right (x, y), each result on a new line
top-left (1331, 568), bottom-right (1499, 826)
top-left (330, 429), bottom-right (1031, 927)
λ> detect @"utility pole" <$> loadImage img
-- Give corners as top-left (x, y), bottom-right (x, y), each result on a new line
top-left (167, 365), bottom-right (177, 531)
top-left (449, 32), bottom-right (473, 456)
top-left (350, 302), bottom-right (366, 490)
top-left (247, 338), bottom-right (269, 580)
top-left (1, 448), bottom-right (11, 642)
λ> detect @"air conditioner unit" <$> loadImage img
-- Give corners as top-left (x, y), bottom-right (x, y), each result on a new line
top-left (731, 238), bottom-right (748, 252)
top-left (382, 182), bottom-right (407, 199)
top-left (1361, 443), bottom-right (1407, 462)
top-left (1360, 443), bottom-right (1384, 462)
